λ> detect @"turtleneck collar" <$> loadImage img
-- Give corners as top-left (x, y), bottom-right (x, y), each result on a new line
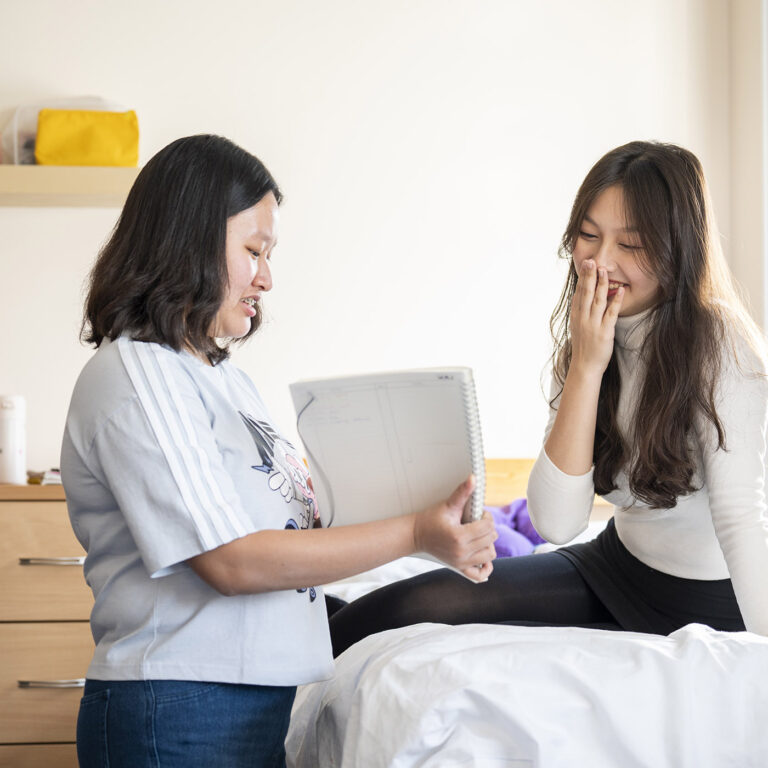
top-left (614, 306), bottom-right (655, 351)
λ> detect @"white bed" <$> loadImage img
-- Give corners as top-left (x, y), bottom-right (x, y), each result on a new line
top-left (286, 620), bottom-right (768, 767)
top-left (286, 520), bottom-right (768, 767)
top-left (286, 455), bottom-right (768, 768)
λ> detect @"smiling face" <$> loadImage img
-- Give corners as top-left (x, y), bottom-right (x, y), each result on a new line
top-left (210, 192), bottom-right (279, 340)
top-left (571, 185), bottom-right (661, 317)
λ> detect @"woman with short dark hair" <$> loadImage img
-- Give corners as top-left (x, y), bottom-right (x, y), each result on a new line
top-left (62, 134), bottom-right (497, 768)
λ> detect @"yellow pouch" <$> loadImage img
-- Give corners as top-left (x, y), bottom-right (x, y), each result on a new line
top-left (34, 109), bottom-right (139, 167)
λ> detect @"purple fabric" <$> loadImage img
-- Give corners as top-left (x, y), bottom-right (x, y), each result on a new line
top-left (486, 498), bottom-right (546, 559)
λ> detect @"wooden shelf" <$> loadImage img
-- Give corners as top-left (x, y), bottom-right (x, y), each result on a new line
top-left (0, 165), bottom-right (138, 207)
top-left (0, 484), bottom-right (65, 501)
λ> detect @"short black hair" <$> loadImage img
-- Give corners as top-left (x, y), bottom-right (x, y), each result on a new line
top-left (82, 134), bottom-right (282, 364)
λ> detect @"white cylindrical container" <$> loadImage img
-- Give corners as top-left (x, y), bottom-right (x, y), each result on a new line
top-left (0, 395), bottom-right (27, 484)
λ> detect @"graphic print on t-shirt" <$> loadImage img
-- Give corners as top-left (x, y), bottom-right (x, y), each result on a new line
top-left (238, 412), bottom-right (318, 527)
top-left (239, 412), bottom-right (320, 602)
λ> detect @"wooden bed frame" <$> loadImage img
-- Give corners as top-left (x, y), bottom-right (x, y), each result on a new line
top-left (484, 458), bottom-right (613, 520)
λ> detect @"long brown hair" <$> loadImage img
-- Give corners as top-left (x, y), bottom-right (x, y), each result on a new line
top-left (551, 141), bottom-right (764, 508)
top-left (82, 135), bottom-right (282, 365)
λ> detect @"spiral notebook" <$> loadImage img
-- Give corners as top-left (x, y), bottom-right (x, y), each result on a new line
top-left (289, 368), bottom-right (485, 529)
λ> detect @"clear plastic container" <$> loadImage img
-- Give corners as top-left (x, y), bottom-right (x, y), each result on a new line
top-left (0, 395), bottom-right (26, 484)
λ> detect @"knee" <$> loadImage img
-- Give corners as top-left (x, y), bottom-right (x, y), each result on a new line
top-left (329, 571), bottom-right (459, 657)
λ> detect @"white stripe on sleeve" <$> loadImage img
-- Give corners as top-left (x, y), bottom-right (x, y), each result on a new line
top-left (148, 345), bottom-right (250, 538)
top-left (118, 338), bottom-right (246, 549)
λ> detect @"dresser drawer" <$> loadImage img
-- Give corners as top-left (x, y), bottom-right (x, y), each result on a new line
top-left (0, 501), bottom-right (92, 621)
top-left (0, 743), bottom-right (78, 768)
top-left (0, 622), bottom-right (92, 744)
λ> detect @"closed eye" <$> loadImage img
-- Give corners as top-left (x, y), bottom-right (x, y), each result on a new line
top-left (578, 230), bottom-right (597, 241)
top-left (619, 243), bottom-right (643, 251)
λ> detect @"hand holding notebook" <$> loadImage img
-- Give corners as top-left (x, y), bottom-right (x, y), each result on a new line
top-left (410, 473), bottom-right (492, 576)
top-left (289, 368), bottom-right (486, 532)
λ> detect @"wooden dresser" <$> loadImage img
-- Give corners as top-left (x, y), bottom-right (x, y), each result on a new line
top-left (0, 484), bottom-right (92, 768)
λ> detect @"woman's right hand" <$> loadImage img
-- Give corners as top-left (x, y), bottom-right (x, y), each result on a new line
top-left (412, 476), bottom-right (497, 582)
top-left (570, 260), bottom-right (624, 377)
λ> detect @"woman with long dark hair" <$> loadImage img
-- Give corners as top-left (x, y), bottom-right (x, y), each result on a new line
top-left (329, 141), bottom-right (768, 656)
top-left (61, 134), bottom-right (496, 768)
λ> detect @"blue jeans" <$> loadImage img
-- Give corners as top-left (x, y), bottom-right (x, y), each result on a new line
top-left (77, 679), bottom-right (297, 768)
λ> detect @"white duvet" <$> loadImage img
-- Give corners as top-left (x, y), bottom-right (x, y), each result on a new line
top-left (287, 622), bottom-right (768, 768)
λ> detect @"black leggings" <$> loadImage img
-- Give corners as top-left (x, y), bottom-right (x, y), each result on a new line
top-left (329, 552), bottom-right (620, 657)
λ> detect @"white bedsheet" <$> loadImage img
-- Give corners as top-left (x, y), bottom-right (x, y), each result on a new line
top-left (287, 622), bottom-right (768, 768)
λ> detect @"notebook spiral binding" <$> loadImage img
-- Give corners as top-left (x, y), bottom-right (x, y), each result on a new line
top-left (461, 371), bottom-right (486, 521)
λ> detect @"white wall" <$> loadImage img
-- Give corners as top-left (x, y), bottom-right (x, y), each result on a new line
top-left (0, 0), bottom-right (740, 470)
top-left (729, 0), bottom-right (767, 326)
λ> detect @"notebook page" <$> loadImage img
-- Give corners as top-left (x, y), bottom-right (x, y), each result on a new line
top-left (291, 369), bottom-right (484, 527)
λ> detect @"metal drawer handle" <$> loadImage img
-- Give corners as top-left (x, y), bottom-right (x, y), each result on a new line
top-left (18, 678), bottom-right (86, 689)
top-left (18, 556), bottom-right (85, 566)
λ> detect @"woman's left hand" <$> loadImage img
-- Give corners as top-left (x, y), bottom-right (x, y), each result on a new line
top-left (413, 476), bottom-right (498, 582)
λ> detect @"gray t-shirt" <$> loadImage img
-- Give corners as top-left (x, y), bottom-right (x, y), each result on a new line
top-left (61, 337), bottom-right (333, 685)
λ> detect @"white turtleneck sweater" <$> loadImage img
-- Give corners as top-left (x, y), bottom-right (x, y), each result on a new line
top-left (527, 309), bottom-right (768, 637)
